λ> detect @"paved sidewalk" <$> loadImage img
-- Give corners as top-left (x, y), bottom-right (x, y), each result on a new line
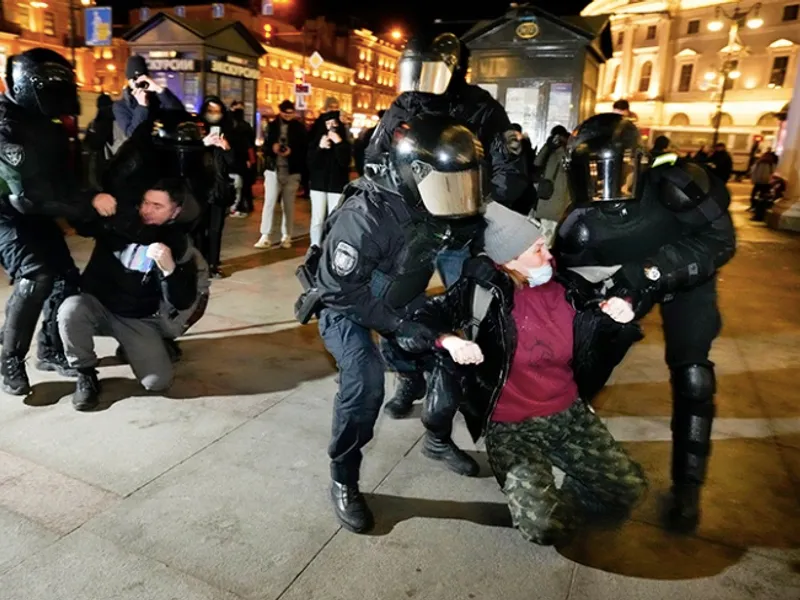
top-left (0, 184), bottom-right (798, 600)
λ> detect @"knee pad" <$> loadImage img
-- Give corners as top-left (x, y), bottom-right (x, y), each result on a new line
top-left (672, 363), bottom-right (715, 402)
top-left (15, 273), bottom-right (55, 302)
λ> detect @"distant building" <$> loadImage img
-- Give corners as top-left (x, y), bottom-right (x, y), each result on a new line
top-left (582, 0), bottom-right (797, 167)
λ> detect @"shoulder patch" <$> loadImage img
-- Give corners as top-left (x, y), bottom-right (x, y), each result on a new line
top-left (0, 143), bottom-right (25, 167)
top-left (503, 130), bottom-right (522, 156)
top-left (332, 241), bottom-right (359, 277)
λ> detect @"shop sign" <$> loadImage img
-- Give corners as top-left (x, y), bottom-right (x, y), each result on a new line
top-left (209, 60), bottom-right (260, 80)
top-left (146, 58), bottom-right (197, 72)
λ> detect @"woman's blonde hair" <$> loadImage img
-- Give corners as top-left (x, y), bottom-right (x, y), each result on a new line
top-left (500, 264), bottom-right (527, 289)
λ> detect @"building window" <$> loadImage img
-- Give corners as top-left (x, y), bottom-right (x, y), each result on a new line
top-left (724, 60), bottom-right (738, 90)
top-left (782, 4), bottom-right (799, 21)
top-left (646, 25), bottom-right (657, 40)
top-left (769, 56), bottom-right (789, 87)
top-left (638, 61), bottom-right (652, 92)
top-left (16, 4), bottom-right (31, 28)
top-left (669, 113), bottom-right (690, 126)
top-left (687, 19), bottom-right (700, 34)
top-left (617, 31), bottom-right (624, 47)
top-left (677, 63), bottom-right (693, 92)
top-left (43, 11), bottom-right (55, 36)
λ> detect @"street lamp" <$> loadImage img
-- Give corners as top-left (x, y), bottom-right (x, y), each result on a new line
top-left (706, 2), bottom-right (762, 145)
top-left (390, 28), bottom-right (403, 41)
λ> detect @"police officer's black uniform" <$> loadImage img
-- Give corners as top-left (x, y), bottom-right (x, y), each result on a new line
top-left (316, 115), bottom-right (485, 533)
top-left (0, 48), bottom-right (99, 395)
top-left (365, 32), bottom-right (530, 420)
top-left (554, 113), bottom-right (736, 532)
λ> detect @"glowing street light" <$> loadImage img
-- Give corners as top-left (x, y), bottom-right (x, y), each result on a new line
top-left (390, 28), bottom-right (403, 41)
top-left (704, 71), bottom-right (717, 81)
top-left (29, 1), bottom-right (48, 8)
top-left (728, 69), bottom-right (741, 79)
top-left (708, 19), bottom-right (724, 32)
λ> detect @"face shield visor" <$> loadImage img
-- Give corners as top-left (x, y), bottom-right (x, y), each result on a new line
top-left (397, 54), bottom-right (457, 95)
top-left (29, 63), bottom-right (80, 117)
top-left (412, 160), bottom-right (484, 217)
top-left (565, 148), bottom-right (647, 204)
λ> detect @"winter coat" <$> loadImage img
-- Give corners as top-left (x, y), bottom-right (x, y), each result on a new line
top-left (400, 256), bottom-right (643, 442)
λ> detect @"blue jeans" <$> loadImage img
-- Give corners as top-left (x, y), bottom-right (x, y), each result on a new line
top-left (435, 247), bottom-right (471, 289)
top-left (319, 309), bottom-right (385, 485)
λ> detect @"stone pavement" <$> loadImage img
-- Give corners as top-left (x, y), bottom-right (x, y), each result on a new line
top-left (0, 186), bottom-right (799, 600)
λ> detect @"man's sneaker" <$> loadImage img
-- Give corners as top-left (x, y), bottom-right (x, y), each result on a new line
top-left (73, 368), bottom-right (101, 411)
top-left (383, 373), bottom-right (426, 419)
top-left (280, 237), bottom-right (292, 249)
top-left (254, 235), bottom-right (272, 249)
top-left (1, 356), bottom-right (31, 396)
top-left (330, 481), bottom-right (374, 533)
top-left (35, 352), bottom-right (78, 377)
top-left (422, 434), bottom-right (480, 477)
top-left (230, 211), bottom-right (248, 218)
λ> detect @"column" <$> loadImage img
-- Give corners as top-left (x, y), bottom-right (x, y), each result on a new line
top-left (767, 61), bottom-right (800, 231)
top-left (653, 15), bottom-right (672, 125)
top-left (620, 17), bottom-right (635, 98)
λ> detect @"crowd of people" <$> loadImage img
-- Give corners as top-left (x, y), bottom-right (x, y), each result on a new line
top-left (1, 32), bottom-right (742, 550)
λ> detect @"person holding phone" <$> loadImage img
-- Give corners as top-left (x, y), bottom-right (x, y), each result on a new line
top-left (255, 100), bottom-right (307, 249)
top-left (307, 97), bottom-right (351, 248)
top-left (113, 55), bottom-right (185, 138)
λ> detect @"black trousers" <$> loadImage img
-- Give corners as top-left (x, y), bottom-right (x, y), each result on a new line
top-left (194, 204), bottom-right (227, 269)
top-left (660, 277), bottom-right (722, 486)
top-left (0, 213), bottom-right (79, 359)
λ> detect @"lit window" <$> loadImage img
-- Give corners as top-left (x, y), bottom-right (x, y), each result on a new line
top-left (769, 56), bottom-right (789, 87)
top-left (677, 63), bottom-right (693, 92)
top-left (43, 11), bottom-right (55, 36)
top-left (638, 61), bottom-right (652, 92)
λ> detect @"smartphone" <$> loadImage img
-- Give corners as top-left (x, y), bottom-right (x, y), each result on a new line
top-left (210, 126), bottom-right (221, 136)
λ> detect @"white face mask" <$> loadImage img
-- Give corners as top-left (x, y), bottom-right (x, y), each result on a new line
top-left (526, 263), bottom-right (553, 287)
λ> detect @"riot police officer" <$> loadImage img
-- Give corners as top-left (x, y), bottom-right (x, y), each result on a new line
top-left (317, 115), bottom-right (485, 533)
top-left (0, 48), bottom-right (113, 395)
top-left (366, 31), bottom-right (530, 420)
top-left (554, 113), bottom-right (736, 532)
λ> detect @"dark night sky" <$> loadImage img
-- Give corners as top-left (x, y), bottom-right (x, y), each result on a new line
top-left (100, 0), bottom-right (592, 33)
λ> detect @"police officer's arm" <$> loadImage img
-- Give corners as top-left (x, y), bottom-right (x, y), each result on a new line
top-left (482, 100), bottom-right (529, 207)
top-left (616, 162), bottom-right (737, 297)
top-left (364, 96), bottom-right (410, 164)
top-left (0, 140), bottom-right (92, 220)
top-left (316, 205), bottom-right (403, 334)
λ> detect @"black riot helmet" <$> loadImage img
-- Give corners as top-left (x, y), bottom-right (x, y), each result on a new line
top-left (397, 32), bottom-right (468, 95)
top-left (390, 114), bottom-right (485, 218)
top-left (5, 48), bottom-right (80, 117)
top-left (153, 121), bottom-right (207, 178)
top-left (564, 113), bottom-right (649, 205)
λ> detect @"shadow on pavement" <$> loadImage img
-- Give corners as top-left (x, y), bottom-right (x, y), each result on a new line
top-left (364, 493), bottom-right (513, 536)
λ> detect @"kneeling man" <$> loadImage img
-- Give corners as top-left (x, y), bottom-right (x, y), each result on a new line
top-left (58, 180), bottom-right (198, 410)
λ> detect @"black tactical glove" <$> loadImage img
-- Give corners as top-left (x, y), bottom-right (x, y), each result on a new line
top-left (608, 263), bottom-right (661, 319)
top-left (394, 320), bottom-right (440, 354)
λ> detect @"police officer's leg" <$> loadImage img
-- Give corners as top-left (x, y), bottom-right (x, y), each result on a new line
top-left (660, 278), bottom-right (721, 532)
top-left (34, 219), bottom-right (80, 376)
top-left (319, 309), bottom-right (383, 533)
top-left (380, 335), bottom-right (426, 419)
top-left (420, 358), bottom-right (479, 476)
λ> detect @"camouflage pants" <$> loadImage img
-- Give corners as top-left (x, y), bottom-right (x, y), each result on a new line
top-left (485, 401), bottom-right (647, 545)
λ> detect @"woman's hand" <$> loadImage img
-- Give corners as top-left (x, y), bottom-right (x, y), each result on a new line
top-left (328, 131), bottom-right (342, 144)
top-left (319, 136), bottom-right (332, 149)
top-left (439, 335), bottom-right (484, 365)
top-left (600, 297), bottom-right (635, 323)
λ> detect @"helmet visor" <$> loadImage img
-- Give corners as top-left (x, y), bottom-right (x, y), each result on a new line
top-left (572, 150), bottom-right (645, 203)
top-left (33, 63), bottom-right (80, 116)
top-left (416, 165), bottom-right (484, 217)
top-left (397, 58), bottom-right (454, 94)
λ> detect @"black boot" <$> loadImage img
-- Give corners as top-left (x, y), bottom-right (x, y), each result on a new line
top-left (73, 368), bottom-right (101, 411)
top-left (421, 433), bottom-right (480, 477)
top-left (35, 351), bottom-right (78, 377)
top-left (383, 373), bottom-right (425, 419)
top-left (1, 356), bottom-right (30, 396)
top-left (666, 483), bottom-right (701, 533)
top-left (330, 481), bottom-right (374, 533)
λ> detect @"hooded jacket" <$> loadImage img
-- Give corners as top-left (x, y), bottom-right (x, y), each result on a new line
top-left (307, 110), bottom-right (351, 193)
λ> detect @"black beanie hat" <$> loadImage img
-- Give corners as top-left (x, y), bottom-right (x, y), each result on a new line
top-left (125, 55), bottom-right (149, 80)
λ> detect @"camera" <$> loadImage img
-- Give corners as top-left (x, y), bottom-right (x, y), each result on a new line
top-left (135, 81), bottom-right (150, 90)
top-left (279, 144), bottom-right (288, 153)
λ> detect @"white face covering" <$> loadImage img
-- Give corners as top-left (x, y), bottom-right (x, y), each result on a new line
top-left (526, 263), bottom-right (553, 287)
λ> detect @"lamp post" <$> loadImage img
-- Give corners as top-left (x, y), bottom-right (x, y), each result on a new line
top-left (706, 2), bottom-right (762, 145)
